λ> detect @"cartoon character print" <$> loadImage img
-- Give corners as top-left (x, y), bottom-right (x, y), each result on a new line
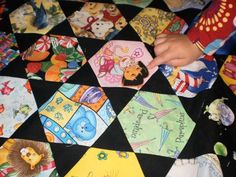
top-left (204, 97), bottom-right (235, 126)
top-left (95, 42), bottom-right (149, 86)
top-left (0, 139), bottom-right (58, 177)
top-left (66, 106), bottom-right (97, 141)
top-left (68, 2), bottom-right (127, 40)
top-left (160, 58), bottom-right (218, 98)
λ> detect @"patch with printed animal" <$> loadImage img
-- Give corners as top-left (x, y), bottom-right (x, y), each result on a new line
top-left (67, 2), bottom-right (127, 40)
top-left (89, 40), bottom-right (158, 89)
top-left (9, 0), bottom-right (66, 34)
top-left (38, 83), bottom-right (116, 146)
top-left (0, 139), bottom-right (59, 177)
top-left (0, 77), bottom-right (37, 138)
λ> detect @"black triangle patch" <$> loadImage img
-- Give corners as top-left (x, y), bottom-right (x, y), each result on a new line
top-left (92, 118), bottom-right (133, 152)
top-left (50, 143), bottom-right (89, 177)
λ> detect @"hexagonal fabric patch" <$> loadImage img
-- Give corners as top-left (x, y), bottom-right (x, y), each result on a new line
top-left (0, 76), bottom-right (37, 138)
top-left (65, 147), bottom-right (145, 177)
top-left (219, 55), bottom-right (236, 95)
top-left (166, 154), bottom-right (223, 177)
top-left (0, 138), bottom-right (59, 177)
top-left (163, 0), bottom-right (211, 12)
top-left (159, 57), bottom-right (218, 98)
top-left (88, 40), bottom-right (158, 89)
top-left (130, 8), bottom-right (176, 45)
top-left (9, 0), bottom-right (66, 34)
top-left (0, 32), bottom-right (19, 71)
top-left (67, 2), bottom-right (127, 40)
top-left (113, 0), bottom-right (153, 8)
top-left (22, 35), bottom-right (87, 82)
top-left (118, 91), bottom-right (195, 158)
top-left (38, 83), bottom-right (116, 146)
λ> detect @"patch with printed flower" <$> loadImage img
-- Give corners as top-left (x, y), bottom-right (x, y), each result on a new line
top-left (89, 40), bottom-right (158, 90)
top-left (9, 0), bottom-right (66, 34)
top-left (68, 2), bottom-right (127, 40)
top-left (0, 32), bottom-right (19, 71)
top-left (21, 35), bottom-right (87, 82)
top-left (65, 147), bottom-right (145, 177)
top-left (0, 139), bottom-right (59, 177)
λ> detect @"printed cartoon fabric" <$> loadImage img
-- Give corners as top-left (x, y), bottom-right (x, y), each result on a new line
top-left (129, 8), bottom-right (176, 45)
top-left (0, 76), bottom-right (37, 138)
top-left (89, 40), bottom-right (158, 89)
top-left (0, 32), bottom-right (19, 71)
top-left (219, 55), bottom-right (236, 94)
top-left (112, 0), bottom-right (153, 8)
top-left (39, 83), bottom-right (116, 146)
top-left (68, 2), bottom-right (127, 40)
top-left (0, 139), bottom-right (59, 177)
top-left (118, 91), bottom-right (195, 158)
top-left (187, 0), bottom-right (236, 55)
top-left (166, 154), bottom-right (223, 177)
top-left (160, 58), bottom-right (218, 98)
top-left (65, 147), bottom-right (145, 177)
top-left (9, 0), bottom-right (66, 34)
top-left (163, 0), bottom-right (211, 12)
top-left (22, 35), bottom-right (87, 82)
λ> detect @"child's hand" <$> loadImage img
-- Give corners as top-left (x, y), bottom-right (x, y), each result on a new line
top-left (148, 34), bottom-right (203, 68)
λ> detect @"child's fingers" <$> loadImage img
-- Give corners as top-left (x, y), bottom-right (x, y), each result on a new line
top-left (154, 42), bottom-right (169, 56)
top-left (148, 50), bottom-right (176, 69)
top-left (154, 37), bottom-right (167, 46)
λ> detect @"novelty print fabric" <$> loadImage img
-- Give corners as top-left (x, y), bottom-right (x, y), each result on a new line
top-left (113, 0), bottom-right (153, 8)
top-left (89, 40), bottom-right (158, 89)
top-left (166, 154), bottom-right (223, 177)
top-left (204, 97), bottom-right (235, 127)
top-left (68, 2), bottom-right (127, 40)
top-left (0, 32), bottom-right (19, 71)
top-left (39, 83), bottom-right (116, 146)
top-left (160, 58), bottom-right (218, 98)
top-left (65, 147), bottom-right (145, 177)
top-left (22, 35), bottom-right (87, 82)
top-left (163, 0), bottom-right (211, 12)
top-left (9, 0), bottom-right (66, 34)
top-left (0, 139), bottom-right (59, 177)
top-left (130, 8), bottom-right (176, 45)
top-left (0, 76), bottom-right (37, 138)
top-left (219, 55), bottom-right (236, 95)
top-left (187, 0), bottom-right (236, 55)
top-left (118, 91), bottom-right (195, 158)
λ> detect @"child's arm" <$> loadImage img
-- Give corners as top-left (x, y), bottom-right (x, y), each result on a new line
top-left (149, 0), bottom-right (236, 68)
